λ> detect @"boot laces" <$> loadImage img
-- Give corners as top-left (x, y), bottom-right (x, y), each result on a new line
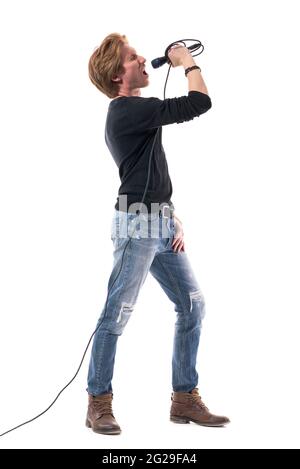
top-left (93, 398), bottom-right (113, 416)
top-left (189, 390), bottom-right (209, 411)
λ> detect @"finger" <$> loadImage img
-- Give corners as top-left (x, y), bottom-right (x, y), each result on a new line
top-left (178, 241), bottom-right (184, 252)
top-left (172, 239), bottom-right (181, 250)
top-left (174, 239), bottom-right (183, 249)
top-left (173, 242), bottom-right (180, 252)
top-left (173, 240), bottom-right (183, 252)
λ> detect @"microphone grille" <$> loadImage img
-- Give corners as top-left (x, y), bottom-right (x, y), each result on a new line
top-left (151, 56), bottom-right (167, 69)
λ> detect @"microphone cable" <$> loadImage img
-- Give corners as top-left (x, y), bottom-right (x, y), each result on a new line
top-left (0, 38), bottom-right (204, 438)
top-left (152, 39), bottom-right (204, 97)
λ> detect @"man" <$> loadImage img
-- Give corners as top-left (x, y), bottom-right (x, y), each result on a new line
top-left (86, 33), bottom-right (230, 435)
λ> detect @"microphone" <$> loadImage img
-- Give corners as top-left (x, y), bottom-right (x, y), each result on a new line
top-left (151, 55), bottom-right (170, 69)
top-left (151, 42), bottom-right (201, 69)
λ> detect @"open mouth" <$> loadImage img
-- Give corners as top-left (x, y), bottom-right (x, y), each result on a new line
top-left (142, 69), bottom-right (148, 77)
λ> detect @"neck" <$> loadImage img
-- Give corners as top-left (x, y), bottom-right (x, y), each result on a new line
top-left (116, 86), bottom-right (141, 98)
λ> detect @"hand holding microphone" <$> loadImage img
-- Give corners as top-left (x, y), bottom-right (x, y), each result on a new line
top-left (167, 45), bottom-right (191, 67)
top-left (151, 39), bottom-right (203, 69)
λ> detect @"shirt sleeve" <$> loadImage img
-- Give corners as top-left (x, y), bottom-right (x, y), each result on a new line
top-left (130, 91), bottom-right (212, 131)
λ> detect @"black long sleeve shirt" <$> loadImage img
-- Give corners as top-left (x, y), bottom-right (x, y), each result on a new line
top-left (104, 90), bottom-right (212, 212)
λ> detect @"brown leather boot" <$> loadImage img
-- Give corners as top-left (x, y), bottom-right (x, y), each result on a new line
top-left (170, 388), bottom-right (230, 427)
top-left (86, 393), bottom-right (121, 435)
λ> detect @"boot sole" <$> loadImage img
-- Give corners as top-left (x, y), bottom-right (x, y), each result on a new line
top-left (170, 415), bottom-right (229, 427)
top-left (86, 419), bottom-right (121, 435)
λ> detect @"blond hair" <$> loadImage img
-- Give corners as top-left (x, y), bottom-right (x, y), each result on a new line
top-left (88, 33), bottom-right (128, 98)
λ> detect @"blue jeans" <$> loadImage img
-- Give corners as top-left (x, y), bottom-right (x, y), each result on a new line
top-left (87, 208), bottom-right (206, 395)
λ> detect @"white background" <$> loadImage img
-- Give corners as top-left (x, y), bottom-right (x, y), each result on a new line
top-left (0, 0), bottom-right (299, 449)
